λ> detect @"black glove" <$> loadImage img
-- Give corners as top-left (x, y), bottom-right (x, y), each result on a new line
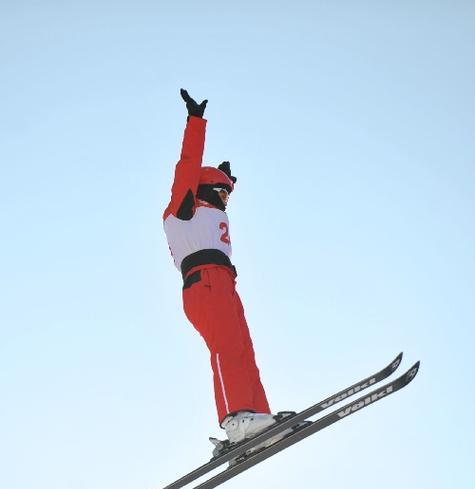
top-left (180, 89), bottom-right (208, 118)
top-left (218, 161), bottom-right (237, 184)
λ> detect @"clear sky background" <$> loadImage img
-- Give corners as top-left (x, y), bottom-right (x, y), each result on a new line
top-left (1, 2), bottom-right (474, 489)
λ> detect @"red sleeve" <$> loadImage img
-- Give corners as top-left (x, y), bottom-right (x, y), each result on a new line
top-left (163, 116), bottom-right (207, 220)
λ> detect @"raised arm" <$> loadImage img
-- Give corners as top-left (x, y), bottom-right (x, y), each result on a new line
top-left (163, 90), bottom-right (208, 221)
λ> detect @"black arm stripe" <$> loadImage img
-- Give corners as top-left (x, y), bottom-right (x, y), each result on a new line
top-left (176, 189), bottom-right (195, 220)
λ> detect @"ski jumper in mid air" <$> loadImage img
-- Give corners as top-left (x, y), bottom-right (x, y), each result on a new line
top-left (163, 90), bottom-right (290, 448)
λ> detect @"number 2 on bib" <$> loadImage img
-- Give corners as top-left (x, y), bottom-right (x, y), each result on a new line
top-left (219, 222), bottom-right (231, 245)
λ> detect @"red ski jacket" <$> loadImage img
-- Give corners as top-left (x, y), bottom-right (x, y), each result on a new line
top-left (163, 117), bottom-right (233, 273)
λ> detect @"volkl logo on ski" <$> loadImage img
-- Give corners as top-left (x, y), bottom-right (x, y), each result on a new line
top-left (321, 377), bottom-right (377, 409)
top-left (337, 385), bottom-right (394, 418)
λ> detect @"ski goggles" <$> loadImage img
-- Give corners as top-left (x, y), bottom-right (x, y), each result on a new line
top-left (213, 187), bottom-right (230, 203)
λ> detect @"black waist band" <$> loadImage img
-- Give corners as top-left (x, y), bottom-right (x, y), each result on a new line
top-left (181, 249), bottom-right (236, 279)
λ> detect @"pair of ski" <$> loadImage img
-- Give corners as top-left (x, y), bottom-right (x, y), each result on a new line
top-left (162, 353), bottom-right (420, 489)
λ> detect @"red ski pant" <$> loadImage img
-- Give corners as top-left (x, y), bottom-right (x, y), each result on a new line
top-left (182, 266), bottom-right (271, 425)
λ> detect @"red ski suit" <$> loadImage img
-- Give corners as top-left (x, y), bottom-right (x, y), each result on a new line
top-left (163, 116), bottom-right (271, 424)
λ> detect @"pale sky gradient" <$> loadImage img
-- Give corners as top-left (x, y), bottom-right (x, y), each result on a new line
top-left (1, 2), bottom-right (474, 489)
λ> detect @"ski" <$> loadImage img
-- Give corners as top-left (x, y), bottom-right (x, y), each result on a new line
top-left (194, 361), bottom-right (420, 489)
top-left (162, 352), bottom-right (403, 489)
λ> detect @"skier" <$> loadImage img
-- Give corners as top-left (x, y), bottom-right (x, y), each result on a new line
top-left (163, 89), bottom-right (289, 451)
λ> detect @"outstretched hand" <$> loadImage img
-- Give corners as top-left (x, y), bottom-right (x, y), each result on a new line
top-left (180, 89), bottom-right (208, 118)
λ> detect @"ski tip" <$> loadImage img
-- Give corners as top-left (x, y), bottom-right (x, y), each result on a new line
top-left (390, 352), bottom-right (403, 372)
top-left (405, 361), bottom-right (420, 383)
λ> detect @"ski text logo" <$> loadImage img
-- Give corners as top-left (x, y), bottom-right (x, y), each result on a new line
top-left (337, 386), bottom-right (394, 418)
top-left (321, 377), bottom-right (377, 409)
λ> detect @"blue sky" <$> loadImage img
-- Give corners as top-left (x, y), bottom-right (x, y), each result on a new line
top-left (1, 2), bottom-right (474, 489)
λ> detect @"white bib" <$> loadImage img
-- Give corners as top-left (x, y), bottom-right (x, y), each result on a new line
top-left (164, 205), bottom-right (232, 271)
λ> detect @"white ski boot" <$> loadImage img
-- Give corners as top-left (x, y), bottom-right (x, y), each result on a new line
top-left (222, 411), bottom-right (279, 444)
top-left (210, 411), bottom-right (295, 464)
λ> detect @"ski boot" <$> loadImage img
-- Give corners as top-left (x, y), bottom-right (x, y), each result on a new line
top-left (210, 411), bottom-right (303, 465)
